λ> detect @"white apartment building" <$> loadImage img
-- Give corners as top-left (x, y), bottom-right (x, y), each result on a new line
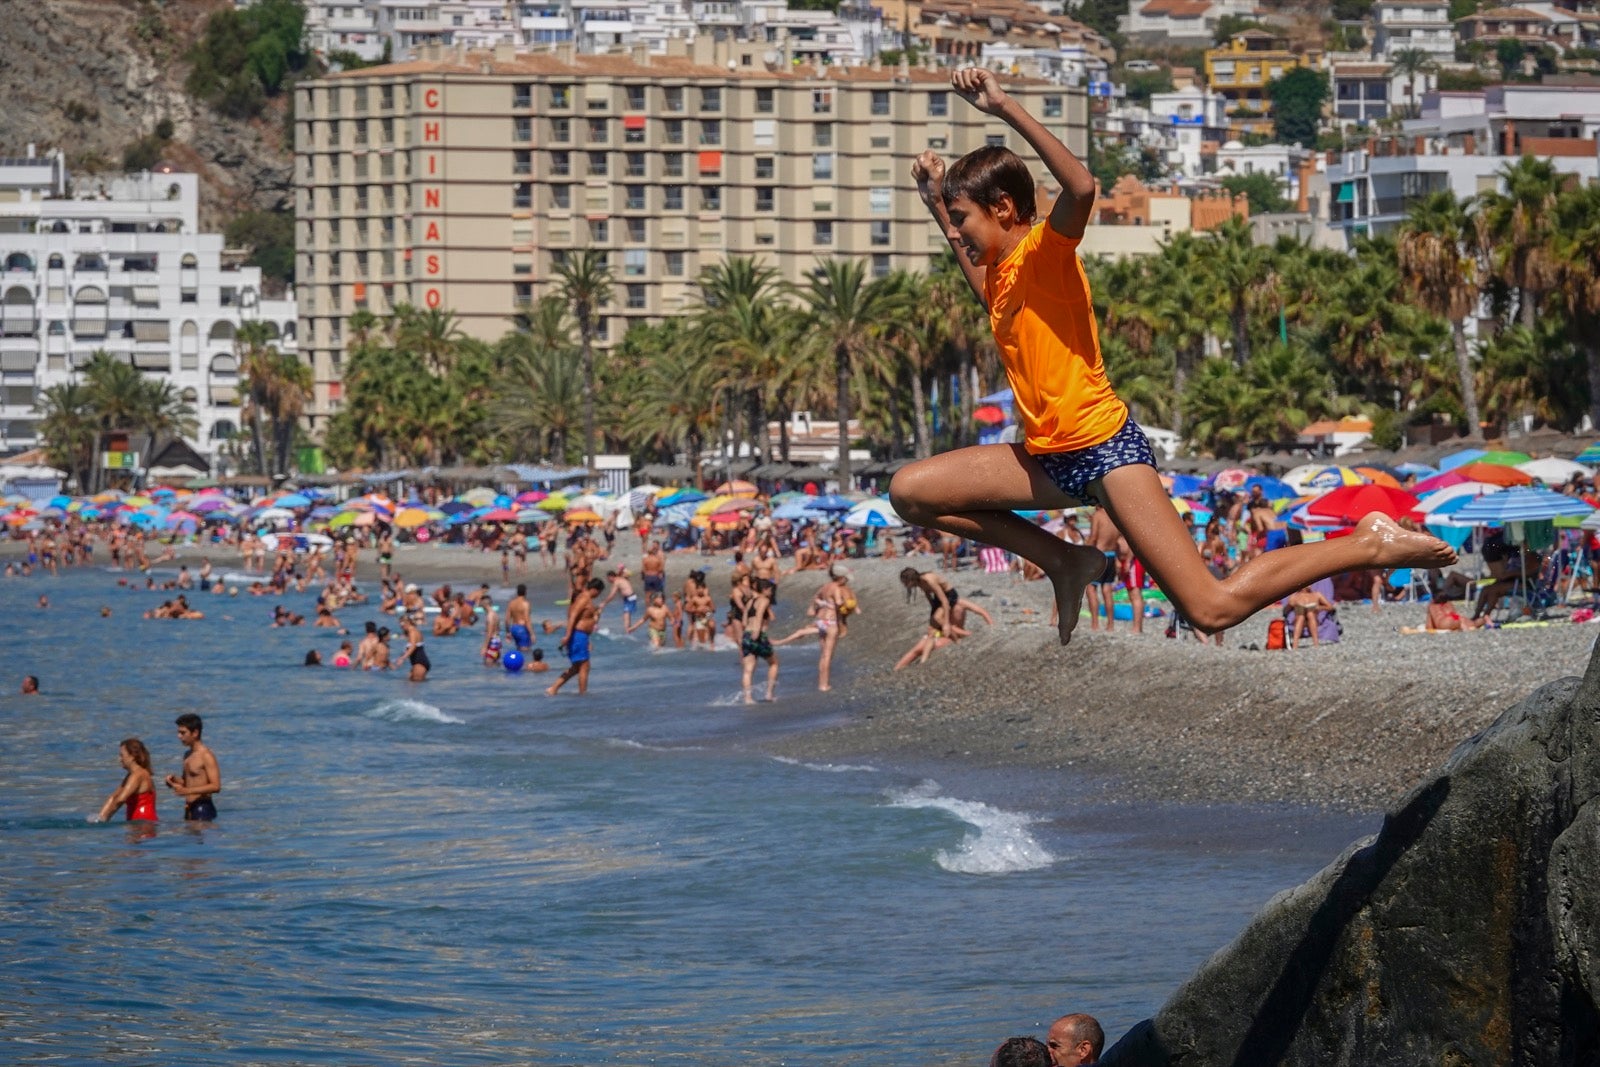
top-left (982, 41), bottom-right (1111, 87)
top-left (1369, 0), bottom-right (1454, 61)
top-left (0, 148), bottom-right (297, 463)
top-left (299, 0), bottom-right (879, 66)
top-left (1120, 0), bottom-right (1260, 44)
top-left (1324, 84), bottom-right (1600, 240)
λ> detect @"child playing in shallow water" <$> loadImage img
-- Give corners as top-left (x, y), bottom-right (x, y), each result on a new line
top-left (889, 67), bottom-right (1455, 644)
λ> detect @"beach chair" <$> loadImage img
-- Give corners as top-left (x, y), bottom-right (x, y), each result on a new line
top-left (1387, 568), bottom-right (1429, 603)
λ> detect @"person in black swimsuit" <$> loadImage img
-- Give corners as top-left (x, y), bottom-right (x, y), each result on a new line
top-left (739, 578), bottom-right (778, 704)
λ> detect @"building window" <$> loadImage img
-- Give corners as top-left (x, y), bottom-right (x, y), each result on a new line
top-left (700, 119), bottom-right (721, 145)
top-left (551, 185), bottom-right (571, 209)
top-left (626, 284), bottom-right (647, 309)
top-left (870, 220), bottom-right (891, 246)
top-left (551, 150), bottom-right (571, 176)
top-left (514, 150), bottom-right (532, 175)
top-left (814, 220), bottom-right (834, 245)
top-left (755, 156), bottom-right (775, 180)
top-left (624, 249), bottom-right (647, 276)
top-left (756, 187), bottom-right (774, 212)
top-left (986, 134), bottom-right (1006, 147)
top-left (514, 182), bottom-right (533, 209)
top-left (700, 86), bottom-right (721, 111)
top-left (588, 117), bottom-right (608, 143)
top-left (514, 117), bottom-right (533, 142)
top-left (928, 91), bottom-right (948, 117)
top-left (551, 84), bottom-right (571, 108)
top-left (664, 152), bottom-right (684, 177)
top-left (701, 186), bottom-right (722, 211)
top-left (625, 185), bottom-right (646, 210)
top-left (514, 83), bottom-right (533, 109)
top-left (756, 87), bottom-right (775, 113)
top-left (664, 86), bottom-right (684, 112)
top-left (664, 185), bottom-right (684, 210)
top-left (872, 253), bottom-right (891, 279)
top-left (626, 152), bottom-right (646, 177)
top-left (552, 117), bottom-right (571, 142)
top-left (870, 187), bottom-right (891, 214)
top-left (871, 89), bottom-right (890, 116)
top-left (590, 219), bottom-right (609, 242)
top-left (626, 217), bottom-right (646, 242)
top-left (664, 119), bottom-right (684, 145)
top-left (1043, 95), bottom-right (1063, 118)
top-left (814, 124), bottom-right (833, 147)
top-left (626, 85), bottom-right (646, 110)
top-left (665, 250), bottom-right (684, 276)
top-left (625, 123), bottom-right (645, 144)
top-left (588, 152), bottom-right (608, 176)
top-left (870, 135), bottom-right (890, 149)
top-left (812, 153), bottom-right (834, 181)
top-left (812, 88), bottom-right (833, 114)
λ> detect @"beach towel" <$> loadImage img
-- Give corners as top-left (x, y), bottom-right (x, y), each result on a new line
top-left (979, 546), bottom-right (1010, 574)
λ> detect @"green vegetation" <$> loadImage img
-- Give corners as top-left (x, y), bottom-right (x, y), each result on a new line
top-left (1123, 68), bottom-right (1174, 105)
top-left (1089, 137), bottom-right (1166, 189)
top-left (33, 353), bottom-right (197, 490)
top-left (1269, 67), bottom-right (1329, 148)
top-left (1437, 69), bottom-right (1488, 91)
top-left (1220, 172), bottom-right (1290, 215)
top-left (1213, 16), bottom-right (1266, 43)
top-left (186, 0), bottom-right (310, 119)
top-left (225, 210), bottom-right (295, 289)
top-left (1072, 0), bottom-right (1127, 39)
top-left (237, 320), bottom-right (314, 476)
top-left (121, 134), bottom-right (165, 172)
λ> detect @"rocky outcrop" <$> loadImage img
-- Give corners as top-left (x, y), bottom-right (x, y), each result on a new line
top-left (1101, 640), bottom-right (1600, 1066)
top-left (0, 0), bottom-right (292, 228)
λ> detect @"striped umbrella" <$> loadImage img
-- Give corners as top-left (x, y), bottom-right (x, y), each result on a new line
top-left (1451, 486), bottom-right (1594, 524)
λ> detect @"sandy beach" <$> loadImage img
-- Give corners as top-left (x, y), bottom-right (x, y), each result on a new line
top-left (32, 533), bottom-right (1598, 812)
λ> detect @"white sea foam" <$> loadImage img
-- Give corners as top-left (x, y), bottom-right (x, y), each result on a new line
top-left (771, 756), bottom-right (879, 774)
top-left (363, 698), bottom-right (464, 725)
top-left (603, 737), bottom-right (704, 753)
top-left (887, 781), bottom-right (1055, 875)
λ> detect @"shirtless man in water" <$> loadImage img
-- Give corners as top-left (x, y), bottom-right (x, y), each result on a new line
top-left (165, 712), bottom-right (221, 821)
top-left (506, 583), bottom-right (533, 651)
top-left (640, 541), bottom-right (667, 601)
top-left (547, 577), bottom-right (603, 696)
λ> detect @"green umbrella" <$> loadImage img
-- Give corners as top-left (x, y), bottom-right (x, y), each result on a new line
top-left (1477, 449), bottom-right (1532, 466)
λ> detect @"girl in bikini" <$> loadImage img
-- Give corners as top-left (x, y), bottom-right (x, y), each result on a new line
top-left (93, 738), bottom-right (157, 823)
top-left (739, 578), bottom-right (779, 703)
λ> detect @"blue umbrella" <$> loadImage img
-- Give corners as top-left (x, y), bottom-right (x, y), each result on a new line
top-left (771, 501), bottom-right (818, 520)
top-left (48, 495), bottom-right (73, 509)
top-left (808, 493), bottom-right (855, 512)
top-left (1167, 474), bottom-right (1207, 496)
top-left (1439, 448), bottom-right (1486, 471)
top-left (309, 505), bottom-right (338, 519)
top-left (1242, 475), bottom-right (1295, 500)
top-left (275, 493), bottom-right (312, 509)
top-left (657, 489), bottom-right (708, 508)
top-left (1396, 462), bottom-right (1437, 477)
top-left (1452, 486), bottom-right (1594, 524)
top-left (1577, 442), bottom-right (1600, 465)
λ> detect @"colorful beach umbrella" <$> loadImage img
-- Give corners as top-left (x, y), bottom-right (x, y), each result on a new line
top-left (1576, 442), bottom-right (1600, 465)
top-left (393, 507), bottom-right (432, 529)
top-left (1353, 466), bottom-right (1402, 489)
top-left (479, 508), bottom-right (518, 522)
top-left (1454, 462), bottom-right (1533, 488)
top-left (563, 508), bottom-right (603, 524)
top-left (1475, 449), bottom-right (1533, 468)
top-left (536, 494), bottom-right (572, 512)
top-left (1438, 448), bottom-right (1487, 471)
top-left (1517, 457), bottom-right (1592, 484)
top-left (1241, 475), bottom-right (1296, 500)
top-left (973, 404), bottom-right (1008, 425)
top-left (844, 498), bottom-right (906, 528)
top-left (807, 493), bottom-right (855, 512)
top-left (1304, 484), bottom-right (1421, 525)
top-left (1451, 486), bottom-right (1594, 524)
top-left (713, 480), bottom-right (759, 497)
top-left (1208, 468), bottom-right (1258, 491)
top-left (655, 488), bottom-right (707, 508)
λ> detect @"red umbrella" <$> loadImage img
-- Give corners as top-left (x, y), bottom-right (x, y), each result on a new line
top-left (973, 404), bottom-right (1008, 425)
top-left (1304, 484), bottom-right (1421, 525)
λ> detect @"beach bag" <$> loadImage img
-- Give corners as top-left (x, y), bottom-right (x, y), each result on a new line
top-left (1265, 618), bottom-right (1287, 651)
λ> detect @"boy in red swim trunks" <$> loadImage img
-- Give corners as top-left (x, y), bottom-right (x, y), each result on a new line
top-left (890, 66), bottom-right (1456, 644)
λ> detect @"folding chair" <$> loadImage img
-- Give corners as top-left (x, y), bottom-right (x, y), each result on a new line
top-left (1387, 568), bottom-right (1430, 603)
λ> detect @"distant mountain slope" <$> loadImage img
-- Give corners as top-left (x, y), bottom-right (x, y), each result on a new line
top-left (0, 0), bottom-right (293, 232)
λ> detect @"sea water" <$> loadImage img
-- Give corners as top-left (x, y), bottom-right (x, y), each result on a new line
top-left (0, 570), bottom-right (1369, 1065)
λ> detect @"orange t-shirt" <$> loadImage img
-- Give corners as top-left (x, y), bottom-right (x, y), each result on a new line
top-left (984, 221), bottom-right (1127, 454)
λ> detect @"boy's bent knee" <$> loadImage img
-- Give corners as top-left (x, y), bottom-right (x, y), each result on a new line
top-left (888, 467), bottom-right (937, 524)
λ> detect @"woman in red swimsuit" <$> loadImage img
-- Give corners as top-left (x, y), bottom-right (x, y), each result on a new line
top-left (93, 738), bottom-right (158, 823)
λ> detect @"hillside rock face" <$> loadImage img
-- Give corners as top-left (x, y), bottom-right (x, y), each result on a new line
top-left (1102, 642), bottom-right (1600, 1067)
top-left (0, 0), bottom-right (292, 228)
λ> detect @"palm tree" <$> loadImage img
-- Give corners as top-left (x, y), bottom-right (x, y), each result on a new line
top-left (33, 381), bottom-right (97, 491)
top-left (1182, 357), bottom-right (1260, 458)
top-left (1197, 216), bottom-right (1270, 365)
top-left (398, 305), bottom-right (465, 375)
top-left (553, 249), bottom-right (615, 470)
top-left (235, 321), bottom-right (278, 474)
top-left (799, 259), bottom-right (906, 488)
top-left (492, 327), bottom-right (585, 462)
top-left (270, 353), bottom-right (313, 475)
top-left (1397, 190), bottom-right (1483, 435)
top-left (1476, 156), bottom-right (1561, 329)
top-left (883, 272), bottom-right (952, 459)
top-left (1549, 181), bottom-right (1600, 430)
top-left (619, 328), bottom-right (718, 475)
top-left (1390, 48), bottom-right (1434, 117)
top-left (1476, 319), bottom-right (1587, 433)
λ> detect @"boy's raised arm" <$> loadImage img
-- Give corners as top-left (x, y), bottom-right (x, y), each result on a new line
top-left (911, 150), bottom-right (987, 307)
top-left (951, 67), bottom-right (1096, 240)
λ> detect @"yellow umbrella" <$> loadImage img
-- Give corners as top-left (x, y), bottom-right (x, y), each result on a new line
top-left (564, 507), bottom-right (603, 524)
top-left (695, 494), bottom-right (737, 516)
top-left (394, 507), bottom-right (431, 529)
top-left (328, 511), bottom-right (359, 529)
top-left (537, 494), bottom-right (571, 512)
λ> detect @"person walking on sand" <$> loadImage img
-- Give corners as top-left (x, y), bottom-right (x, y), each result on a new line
top-left (547, 577), bottom-right (603, 696)
top-left (773, 565), bottom-right (853, 691)
top-left (165, 713), bottom-right (220, 822)
top-left (889, 67), bottom-right (1454, 647)
top-left (92, 738), bottom-right (158, 823)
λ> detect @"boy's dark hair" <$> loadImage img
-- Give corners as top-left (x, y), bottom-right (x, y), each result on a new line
top-left (989, 1036), bottom-right (1050, 1067)
top-left (943, 144), bottom-right (1037, 223)
top-left (531, 649), bottom-right (545, 661)
top-left (175, 712), bottom-right (203, 737)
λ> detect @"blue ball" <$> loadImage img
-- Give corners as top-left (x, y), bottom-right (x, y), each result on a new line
top-left (502, 649), bottom-right (525, 673)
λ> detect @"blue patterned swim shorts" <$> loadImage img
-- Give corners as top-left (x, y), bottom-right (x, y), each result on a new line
top-left (1030, 418), bottom-right (1157, 507)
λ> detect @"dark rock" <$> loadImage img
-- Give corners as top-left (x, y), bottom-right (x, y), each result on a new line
top-left (1100, 641), bottom-right (1600, 1066)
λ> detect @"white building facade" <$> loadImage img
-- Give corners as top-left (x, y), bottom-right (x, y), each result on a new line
top-left (1369, 0), bottom-right (1454, 61)
top-left (0, 149), bottom-right (297, 464)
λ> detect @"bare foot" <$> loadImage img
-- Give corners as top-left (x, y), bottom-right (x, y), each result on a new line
top-left (1046, 546), bottom-right (1109, 645)
top-left (544, 684), bottom-right (560, 696)
top-left (1356, 513), bottom-right (1458, 569)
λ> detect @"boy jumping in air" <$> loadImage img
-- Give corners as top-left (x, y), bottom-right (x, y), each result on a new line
top-left (890, 67), bottom-right (1455, 644)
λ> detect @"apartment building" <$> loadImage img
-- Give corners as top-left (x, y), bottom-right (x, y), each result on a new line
top-left (0, 148), bottom-right (296, 463)
top-left (1203, 30), bottom-right (1321, 138)
top-left (1369, 0), bottom-right (1455, 61)
top-left (293, 37), bottom-right (1087, 423)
